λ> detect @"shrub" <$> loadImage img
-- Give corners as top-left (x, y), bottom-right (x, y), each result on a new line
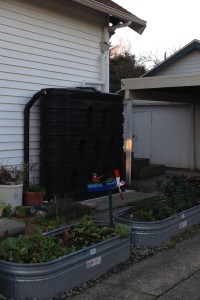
top-left (156, 174), bottom-right (197, 211)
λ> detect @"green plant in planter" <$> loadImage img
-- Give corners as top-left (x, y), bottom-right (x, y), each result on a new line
top-left (0, 203), bottom-right (12, 217)
top-left (2, 204), bottom-right (12, 217)
top-left (67, 215), bottom-right (129, 250)
top-left (0, 230), bottom-right (73, 263)
top-left (114, 223), bottom-right (130, 238)
top-left (23, 183), bottom-right (46, 206)
top-left (127, 183), bottom-right (198, 222)
top-left (125, 175), bottom-right (197, 222)
top-left (35, 215), bottom-right (68, 230)
top-left (24, 183), bottom-right (45, 193)
top-left (128, 197), bottom-right (174, 221)
top-left (0, 216), bottom-right (129, 263)
top-left (15, 206), bottom-right (31, 218)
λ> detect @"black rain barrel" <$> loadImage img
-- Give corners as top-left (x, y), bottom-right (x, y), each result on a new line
top-left (40, 88), bottom-right (124, 200)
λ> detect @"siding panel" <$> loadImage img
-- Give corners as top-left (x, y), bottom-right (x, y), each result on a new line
top-left (157, 50), bottom-right (200, 76)
top-left (0, 0), bottom-right (105, 167)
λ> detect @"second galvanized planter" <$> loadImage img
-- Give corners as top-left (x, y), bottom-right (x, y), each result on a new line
top-left (114, 204), bottom-right (200, 247)
top-left (0, 235), bottom-right (130, 299)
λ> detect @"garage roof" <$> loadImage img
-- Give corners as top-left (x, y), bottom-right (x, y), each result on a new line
top-left (122, 40), bottom-right (200, 103)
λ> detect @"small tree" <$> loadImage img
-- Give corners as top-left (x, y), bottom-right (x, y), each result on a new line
top-left (109, 51), bottom-right (146, 93)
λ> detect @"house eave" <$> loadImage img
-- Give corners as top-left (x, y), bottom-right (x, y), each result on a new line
top-left (72, 0), bottom-right (146, 34)
top-left (122, 73), bottom-right (200, 90)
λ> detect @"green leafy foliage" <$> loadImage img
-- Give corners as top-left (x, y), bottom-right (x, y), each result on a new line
top-left (0, 216), bottom-right (129, 263)
top-left (0, 231), bottom-right (72, 263)
top-left (114, 223), bottom-right (130, 238)
top-left (68, 215), bottom-right (116, 250)
top-left (156, 175), bottom-right (197, 211)
top-left (36, 215), bottom-right (68, 230)
top-left (126, 175), bottom-right (198, 222)
top-left (24, 183), bottom-right (45, 192)
top-left (127, 197), bottom-right (176, 222)
top-left (2, 204), bottom-right (12, 217)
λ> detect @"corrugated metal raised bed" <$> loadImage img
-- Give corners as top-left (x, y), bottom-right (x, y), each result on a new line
top-left (114, 204), bottom-right (200, 247)
top-left (0, 233), bottom-right (130, 299)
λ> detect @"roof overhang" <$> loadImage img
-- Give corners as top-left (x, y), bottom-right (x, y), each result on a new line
top-left (72, 0), bottom-right (146, 34)
top-left (122, 73), bottom-right (200, 103)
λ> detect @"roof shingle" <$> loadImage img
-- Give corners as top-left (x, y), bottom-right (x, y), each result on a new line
top-left (93, 0), bottom-right (134, 17)
top-left (72, 0), bottom-right (146, 34)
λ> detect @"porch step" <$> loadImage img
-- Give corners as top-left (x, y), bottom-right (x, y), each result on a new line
top-left (133, 164), bottom-right (165, 178)
top-left (132, 158), bottom-right (150, 169)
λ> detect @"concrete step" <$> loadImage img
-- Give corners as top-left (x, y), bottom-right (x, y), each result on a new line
top-left (133, 164), bottom-right (165, 178)
top-left (84, 190), bottom-right (158, 212)
top-left (0, 218), bottom-right (25, 239)
top-left (133, 158), bottom-right (150, 168)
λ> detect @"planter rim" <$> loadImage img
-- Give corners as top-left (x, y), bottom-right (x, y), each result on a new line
top-left (23, 191), bottom-right (45, 194)
top-left (0, 184), bottom-right (23, 188)
top-left (114, 204), bottom-right (200, 225)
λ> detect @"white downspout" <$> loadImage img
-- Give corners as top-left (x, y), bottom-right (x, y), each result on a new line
top-left (81, 53), bottom-right (108, 92)
top-left (82, 21), bottom-right (132, 92)
top-left (82, 26), bottom-right (109, 92)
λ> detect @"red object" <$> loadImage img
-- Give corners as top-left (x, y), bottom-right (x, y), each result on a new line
top-left (23, 192), bottom-right (45, 206)
top-left (114, 169), bottom-right (120, 178)
top-left (92, 173), bottom-right (100, 182)
top-left (114, 169), bottom-right (125, 201)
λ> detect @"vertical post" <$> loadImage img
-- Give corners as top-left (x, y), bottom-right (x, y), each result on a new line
top-left (125, 98), bottom-right (133, 185)
top-left (190, 103), bottom-right (195, 169)
top-left (108, 189), bottom-right (114, 227)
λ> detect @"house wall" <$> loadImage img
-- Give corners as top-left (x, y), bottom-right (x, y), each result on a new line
top-left (0, 0), bottom-right (107, 176)
top-left (157, 50), bottom-right (200, 76)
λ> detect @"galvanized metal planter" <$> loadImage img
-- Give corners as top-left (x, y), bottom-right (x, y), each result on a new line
top-left (0, 234), bottom-right (130, 299)
top-left (114, 204), bottom-right (200, 247)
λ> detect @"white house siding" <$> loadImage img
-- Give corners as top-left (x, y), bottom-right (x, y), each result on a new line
top-left (0, 0), bottom-right (106, 174)
top-left (132, 103), bottom-right (192, 168)
top-left (156, 50), bottom-right (200, 76)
